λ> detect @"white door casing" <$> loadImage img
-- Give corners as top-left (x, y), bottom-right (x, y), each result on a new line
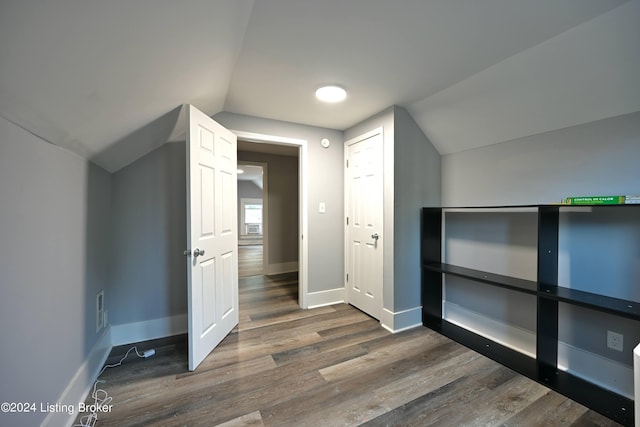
top-left (345, 128), bottom-right (384, 319)
top-left (186, 105), bottom-right (238, 371)
top-left (231, 130), bottom-right (309, 309)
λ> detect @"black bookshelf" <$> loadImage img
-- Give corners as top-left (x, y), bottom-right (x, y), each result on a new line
top-left (421, 205), bottom-right (640, 426)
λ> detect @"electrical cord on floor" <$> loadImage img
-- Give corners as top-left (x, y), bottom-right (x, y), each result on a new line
top-left (98, 346), bottom-right (146, 377)
top-left (74, 346), bottom-right (148, 427)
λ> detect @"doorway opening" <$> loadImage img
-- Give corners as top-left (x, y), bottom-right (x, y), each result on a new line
top-left (233, 130), bottom-right (309, 309)
top-left (237, 162), bottom-right (266, 277)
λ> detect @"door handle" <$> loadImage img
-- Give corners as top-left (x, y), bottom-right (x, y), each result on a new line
top-left (371, 233), bottom-right (379, 248)
top-left (193, 248), bottom-right (205, 257)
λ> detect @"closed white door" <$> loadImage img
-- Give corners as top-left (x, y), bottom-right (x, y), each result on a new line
top-left (186, 105), bottom-right (238, 371)
top-left (345, 128), bottom-right (383, 319)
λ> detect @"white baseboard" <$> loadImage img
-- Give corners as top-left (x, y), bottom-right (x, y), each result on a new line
top-left (558, 341), bottom-right (633, 399)
top-left (380, 306), bottom-right (422, 333)
top-left (264, 261), bottom-right (298, 276)
top-left (110, 314), bottom-right (188, 346)
top-left (307, 287), bottom-right (345, 309)
top-left (42, 329), bottom-right (112, 427)
top-left (442, 302), bottom-right (633, 399)
top-left (443, 301), bottom-right (536, 358)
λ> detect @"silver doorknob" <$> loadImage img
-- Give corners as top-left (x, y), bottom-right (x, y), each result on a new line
top-left (371, 233), bottom-right (379, 240)
top-left (193, 248), bottom-right (205, 257)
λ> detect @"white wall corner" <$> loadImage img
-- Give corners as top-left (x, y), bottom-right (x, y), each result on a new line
top-left (307, 287), bottom-right (345, 309)
top-left (42, 328), bottom-right (112, 427)
top-left (110, 314), bottom-right (188, 347)
top-left (380, 306), bottom-right (423, 333)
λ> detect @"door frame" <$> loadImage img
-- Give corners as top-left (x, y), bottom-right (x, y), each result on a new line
top-left (232, 130), bottom-right (309, 309)
top-left (237, 160), bottom-right (268, 272)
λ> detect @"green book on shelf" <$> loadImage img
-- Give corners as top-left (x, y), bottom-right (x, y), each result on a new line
top-left (564, 195), bottom-right (634, 205)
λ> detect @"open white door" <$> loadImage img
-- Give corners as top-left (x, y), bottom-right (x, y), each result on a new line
top-left (345, 128), bottom-right (384, 319)
top-left (186, 105), bottom-right (238, 371)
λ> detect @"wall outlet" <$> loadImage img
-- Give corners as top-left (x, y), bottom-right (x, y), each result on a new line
top-left (607, 330), bottom-right (623, 352)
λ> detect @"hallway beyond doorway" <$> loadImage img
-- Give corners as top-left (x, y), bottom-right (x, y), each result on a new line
top-left (239, 244), bottom-right (263, 277)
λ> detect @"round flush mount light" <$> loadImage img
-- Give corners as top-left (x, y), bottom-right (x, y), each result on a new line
top-left (237, 169), bottom-right (244, 174)
top-left (315, 85), bottom-right (347, 103)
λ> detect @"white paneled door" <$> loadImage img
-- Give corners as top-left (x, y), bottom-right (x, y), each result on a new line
top-left (186, 105), bottom-right (238, 371)
top-left (345, 128), bottom-right (384, 319)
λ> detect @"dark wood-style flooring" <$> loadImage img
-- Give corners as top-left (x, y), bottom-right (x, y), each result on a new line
top-left (238, 245), bottom-right (263, 278)
top-left (78, 250), bottom-right (622, 426)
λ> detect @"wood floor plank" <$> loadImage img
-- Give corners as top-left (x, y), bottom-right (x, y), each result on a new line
top-left (174, 355), bottom-right (277, 389)
top-left (237, 305), bottom-right (337, 332)
top-left (216, 410), bottom-right (264, 427)
top-left (262, 341), bottom-right (479, 426)
top-left (316, 318), bottom-right (381, 339)
top-left (186, 331), bottom-right (325, 372)
top-left (501, 391), bottom-right (591, 426)
top-left (318, 328), bottom-right (450, 382)
top-left (220, 308), bottom-right (370, 351)
top-left (271, 324), bottom-right (388, 367)
top-left (238, 245), bottom-right (263, 278)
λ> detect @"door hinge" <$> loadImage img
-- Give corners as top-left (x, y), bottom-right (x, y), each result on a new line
top-left (346, 159), bottom-right (349, 168)
top-left (346, 274), bottom-right (349, 283)
top-left (346, 217), bottom-right (349, 225)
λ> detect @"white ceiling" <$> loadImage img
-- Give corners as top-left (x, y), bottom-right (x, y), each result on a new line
top-left (237, 164), bottom-right (264, 190)
top-left (1, 0), bottom-right (638, 171)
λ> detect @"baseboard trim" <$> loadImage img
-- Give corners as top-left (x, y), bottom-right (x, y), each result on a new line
top-left (443, 301), bottom-right (536, 358)
top-left (558, 341), bottom-right (633, 399)
top-left (380, 306), bottom-right (422, 333)
top-left (306, 287), bottom-right (345, 309)
top-left (42, 328), bottom-right (112, 427)
top-left (264, 261), bottom-right (298, 276)
top-left (110, 314), bottom-right (188, 347)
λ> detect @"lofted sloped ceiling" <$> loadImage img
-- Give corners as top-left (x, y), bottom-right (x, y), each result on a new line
top-left (0, 0), bottom-right (638, 172)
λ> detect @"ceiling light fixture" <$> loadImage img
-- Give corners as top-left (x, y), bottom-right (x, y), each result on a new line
top-left (315, 85), bottom-right (347, 103)
top-left (237, 169), bottom-right (244, 174)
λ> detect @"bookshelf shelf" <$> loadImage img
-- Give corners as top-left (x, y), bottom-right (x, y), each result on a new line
top-left (540, 285), bottom-right (640, 321)
top-left (421, 204), bottom-right (640, 426)
top-left (424, 262), bottom-right (538, 294)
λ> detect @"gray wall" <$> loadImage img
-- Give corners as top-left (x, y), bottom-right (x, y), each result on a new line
top-left (393, 107), bottom-right (441, 311)
top-left (214, 112), bottom-right (344, 293)
top-left (345, 106), bottom-right (441, 313)
top-left (442, 111), bottom-right (640, 206)
top-left (237, 179), bottom-right (262, 199)
top-left (0, 116), bottom-right (112, 427)
top-left (110, 142), bottom-right (186, 326)
top-left (238, 151), bottom-right (298, 264)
